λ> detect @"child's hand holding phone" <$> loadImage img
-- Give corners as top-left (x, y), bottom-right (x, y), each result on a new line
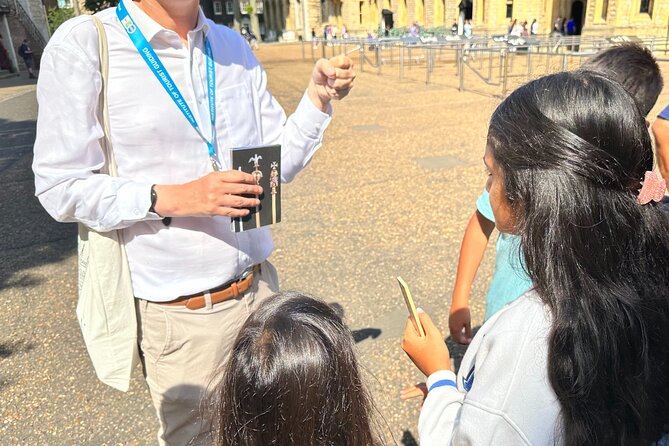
top-left (402, 309), bottom-right (452, 377)
top-left (397, 277), bottom-right (452, 377)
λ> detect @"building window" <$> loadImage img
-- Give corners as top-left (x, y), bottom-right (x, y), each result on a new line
top-left (225, 0), bottom-right (234, 14)
top-left (256, 0), bottom-right (263, 14)
top-left (601, 0), bottom-right (608, 20)
top-left (57, 0), bottom-right (72, 7)
top-left (505, 0), bottom-right (513, 19)
top-left (640, 0), bottom-right (653, 15)
top-left (213, 0), bottom-right (223, 15)
top-left (359, 1), bottom-right (364, 24)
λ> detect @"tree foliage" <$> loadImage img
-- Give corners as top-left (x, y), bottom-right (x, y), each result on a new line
top-left (84, 0), bottom-right (119, 13)
top-left (47, 7), bottom-right (75, 34)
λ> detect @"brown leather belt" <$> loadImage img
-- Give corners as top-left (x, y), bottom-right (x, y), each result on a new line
top-left (160, 265), bottom-right (260, 310)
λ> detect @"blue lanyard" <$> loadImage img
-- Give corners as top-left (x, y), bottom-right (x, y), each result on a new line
top-left (116, 1), bottom-right (221, 171)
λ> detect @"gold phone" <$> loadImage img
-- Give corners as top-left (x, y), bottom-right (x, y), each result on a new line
top-left (397, 276), bottom-right (425, 337)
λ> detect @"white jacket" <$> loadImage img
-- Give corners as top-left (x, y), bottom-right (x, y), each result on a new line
top-left (419, 291), bottom-right (563, 445)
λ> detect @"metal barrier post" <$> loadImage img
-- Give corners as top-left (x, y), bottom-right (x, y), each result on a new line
top-left (455, 46), bottom-right (459, 76)
top-left (501, 51), bottom-right (509, 95)
top-left (527, 47), bottom-right (533, 81)
top-left (311, 40), bottom-right (315, 61)
top-left (425, 46), bottom-right (431, 84)
top-left (509, 50), bottom-right (514, 73)
top-left (459, 47), bottom-right (465, 92)
top-left (545, 45), bottom-right (551, 74)
top-left (561, 53), bottom-right (568, 71)
top-left (301, 39), bottom-right (305, 60)
top-left (488, 49), bottom-right (493, 81)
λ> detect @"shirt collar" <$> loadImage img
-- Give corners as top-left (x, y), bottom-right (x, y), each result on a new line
top-left (122, 0), bottom-right (210, 43)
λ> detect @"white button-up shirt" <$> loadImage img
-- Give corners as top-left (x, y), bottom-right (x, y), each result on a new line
top-left (33, 0), bottom-right (331, 301)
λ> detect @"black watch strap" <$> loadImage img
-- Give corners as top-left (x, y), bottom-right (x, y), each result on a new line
top-left (149, 185), bottom-right (171, 226)
top-left (149, 184), bottom-right (158, 213)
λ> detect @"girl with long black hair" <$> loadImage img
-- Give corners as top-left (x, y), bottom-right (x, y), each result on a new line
top-left (206, 291), bottom-right (383, 446)
top-left (402, 71), bottom-right (669, 445)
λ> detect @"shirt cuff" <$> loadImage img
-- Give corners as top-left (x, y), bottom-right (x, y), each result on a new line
top-left (116, 181), bottom-right (162, 222)
top-left (291, 90), bottom-right (333, 139)
top-left (427, 370), bottom-right (458, 392)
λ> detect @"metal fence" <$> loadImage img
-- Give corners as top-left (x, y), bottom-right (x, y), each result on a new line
top-left (291, 34), bottom-right (669, 96)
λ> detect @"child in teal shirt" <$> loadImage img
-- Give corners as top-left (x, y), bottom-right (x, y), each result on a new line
top-left (449, 189), bottom-right (532, 344)
top-left (475, 190), bottom-right (533, 319)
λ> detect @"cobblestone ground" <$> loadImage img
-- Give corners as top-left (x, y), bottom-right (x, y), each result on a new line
top-left (2, 44), bottom-right (669, 445)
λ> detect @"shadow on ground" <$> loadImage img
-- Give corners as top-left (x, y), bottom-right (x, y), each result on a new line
top-left (0, 116), bottom-right (76, 305)
top-left (447, 326), bottom-right (481, 373)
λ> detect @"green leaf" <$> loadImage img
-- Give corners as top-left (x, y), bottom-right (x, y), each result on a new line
top-left (83, 0), bottom-right (119, 13)
top-left (47, 7), bottom-right (75, 34)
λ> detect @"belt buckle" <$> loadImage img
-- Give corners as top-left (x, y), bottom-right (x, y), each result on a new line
top-left (239, 265), bottom-right (256, 281)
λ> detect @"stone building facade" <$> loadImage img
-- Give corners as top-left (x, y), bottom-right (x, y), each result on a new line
top-left (200, 0), bottom-right (669, 41)
top-left (343, 0), bottom-right (669, 36)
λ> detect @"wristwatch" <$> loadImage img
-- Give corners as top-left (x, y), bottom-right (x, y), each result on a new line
top-left (149, 184), bottom-right (158, 214)
top-left (149, 185), bottom-right (171, 226)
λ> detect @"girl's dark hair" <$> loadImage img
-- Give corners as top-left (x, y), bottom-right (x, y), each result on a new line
top-left (489, 71), bottom-right (669, 445)
top-left (207, 291), bottom-right (382, 446)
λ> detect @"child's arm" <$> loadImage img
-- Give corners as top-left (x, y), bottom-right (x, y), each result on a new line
top-left (652, 117), bottom-right (669, 185)
top-left (449, 210), bottom-right (495, 344)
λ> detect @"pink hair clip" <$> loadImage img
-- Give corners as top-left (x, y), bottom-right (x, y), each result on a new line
top-left (637, 171), bottom-right (666, 205)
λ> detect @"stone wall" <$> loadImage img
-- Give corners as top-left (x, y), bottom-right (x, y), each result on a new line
top-left (18, 0), bottom-right (49, 42)
top-left (337, 0), bottom-right (669, 37)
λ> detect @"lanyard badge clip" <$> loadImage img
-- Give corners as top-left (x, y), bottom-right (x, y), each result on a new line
top-left (210, 156), bottom-right (222, 172)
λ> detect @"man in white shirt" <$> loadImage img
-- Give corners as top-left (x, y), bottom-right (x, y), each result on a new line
top-left (32, 0), bottom-right (355, 444)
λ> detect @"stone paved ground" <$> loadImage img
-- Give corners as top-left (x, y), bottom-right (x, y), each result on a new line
top-left (2, 44), bottom-right (669, 445)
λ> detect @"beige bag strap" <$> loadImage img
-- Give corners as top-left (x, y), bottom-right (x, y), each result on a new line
top-left (91, 16), bottom-right (118, 178)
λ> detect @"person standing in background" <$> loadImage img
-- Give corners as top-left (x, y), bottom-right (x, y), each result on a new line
top-left (18, 39), bottom-right (36, 79)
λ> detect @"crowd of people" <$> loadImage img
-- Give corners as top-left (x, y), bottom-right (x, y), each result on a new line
top-left (29, 0), bottom-right (669, 443)
top-left (553, 16), bottom-right (577, 35)
top-left (508, 18), bottom-right (539, 36)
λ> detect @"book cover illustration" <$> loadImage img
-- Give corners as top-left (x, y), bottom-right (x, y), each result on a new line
top-left (230, 144), bottom-right (281, 232)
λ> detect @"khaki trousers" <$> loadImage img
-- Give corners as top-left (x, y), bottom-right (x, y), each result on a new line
top-left (136, 261), bottom-right (279, 446)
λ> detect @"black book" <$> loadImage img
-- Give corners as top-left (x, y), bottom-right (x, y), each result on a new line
top-left (230, 144), bottom-right (281, 232)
